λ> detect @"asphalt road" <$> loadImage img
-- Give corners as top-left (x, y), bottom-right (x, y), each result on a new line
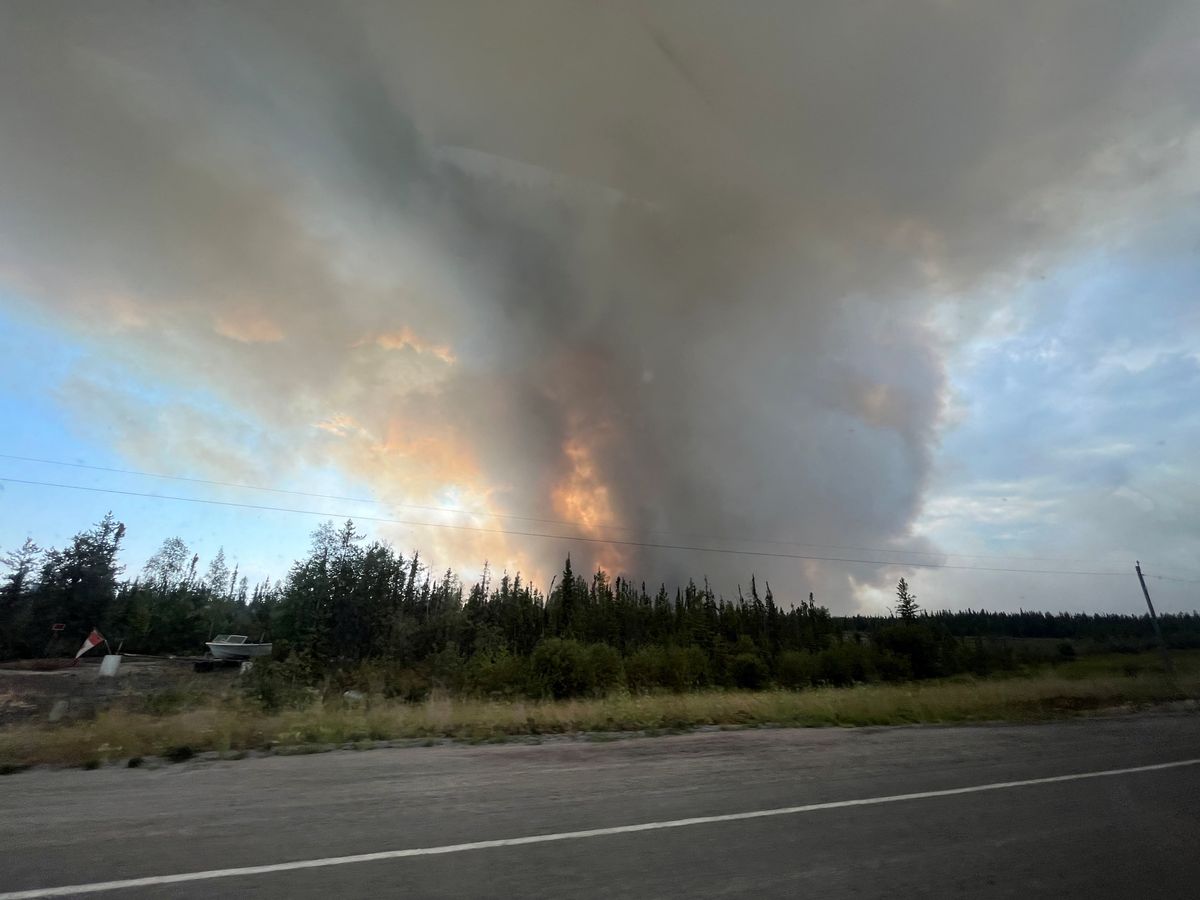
top-left (2, 713), bottom-right (1199, 898)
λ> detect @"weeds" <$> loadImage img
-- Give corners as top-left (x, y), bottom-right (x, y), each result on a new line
top-left (1, 652), bottom-right (1194, 770)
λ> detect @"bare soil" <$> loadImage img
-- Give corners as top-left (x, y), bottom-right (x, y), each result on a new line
top-left (0, 656), bottom-right (233, 726)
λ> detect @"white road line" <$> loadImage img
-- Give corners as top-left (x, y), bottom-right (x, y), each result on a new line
top-left (3, 757), bottom-right (1198, 899)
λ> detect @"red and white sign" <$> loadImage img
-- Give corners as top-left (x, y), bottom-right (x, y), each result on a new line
top-left (75, 629), bottom-right (105, 659)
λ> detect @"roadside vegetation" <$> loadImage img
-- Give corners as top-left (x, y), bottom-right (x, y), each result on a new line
top-left (5, 515), bottom-right (1199, 687)
top-left (2, 514), bottom-right (1198, 769)
top-left (1, 651), bottom-right (1196, 769)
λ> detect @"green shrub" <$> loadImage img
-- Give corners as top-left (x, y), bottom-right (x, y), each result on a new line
top-left (324, 665), bottom-right (369, 695)
top-left (429, 645), bottom-right (465, 692)
top-left (625, 645), bottom-right (710, 692)
top-left (874, 650), bottom-right (913, 682)
top-left (530, 638), bottom-right (593, 699)
top-left (624, 646), bottom-right (664, 693)
top-left (526, 640), bottom-right (626, 698)
top-left (334, 661), bottom-right (435, 702)
top-left (873, 623), bottom-right (943, 679)
top-left (967, 640), bottom-right (1016, 676)
top-left (730, 653), bottom-right (768, 690)
top-left (817, 643), bottom-right (876, 686)
top-left (465, 652), bottom-right (530, 698)
top-left (775, 651), bottom-right (818, 689)
top-left (587, 643), bottom-right (624, 694)
top-left (241, 656), bottom-right (316, 711)
top-left (380, 666), bottom-right (432, 703)
top-left (138, 687), bottom-right (205, 716)
top-left (672, 646), bottom-right (711, 691)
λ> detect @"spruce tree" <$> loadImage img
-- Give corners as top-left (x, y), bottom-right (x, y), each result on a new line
top-left (895, 578), bottom-right (919, 622)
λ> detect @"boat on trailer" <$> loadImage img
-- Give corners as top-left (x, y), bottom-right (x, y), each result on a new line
top-left (206, 634), bottom-right (272, 660)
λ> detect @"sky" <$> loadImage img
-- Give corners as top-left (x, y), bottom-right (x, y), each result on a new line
top-left (1, 0), bottom-right (1198, 614)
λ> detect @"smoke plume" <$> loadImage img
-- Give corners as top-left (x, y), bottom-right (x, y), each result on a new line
top-left (2, 1), bottom-right (1196, 604)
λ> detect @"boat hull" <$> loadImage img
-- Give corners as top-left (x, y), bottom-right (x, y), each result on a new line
top-left (206, 642), bottom-right (272, 660)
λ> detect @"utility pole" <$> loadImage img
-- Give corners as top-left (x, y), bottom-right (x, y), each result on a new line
top-left (1135, 561), bottom-right (1174, 676)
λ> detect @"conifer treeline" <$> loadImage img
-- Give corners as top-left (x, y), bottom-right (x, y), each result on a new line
top-left (2, 515), bottom-right (1196, 697)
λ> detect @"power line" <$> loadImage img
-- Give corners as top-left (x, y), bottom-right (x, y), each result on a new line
top-left (0, 451), bottom-right (1128, 567)
top-left (1146, 573), bottom-right (1200, 585)
top-left (0, 452), bottom-right (377, 504)
top-left (0, 474), bottom-right (1162, 579)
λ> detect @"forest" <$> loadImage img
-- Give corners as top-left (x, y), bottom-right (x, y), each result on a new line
top-left (2, 513), bottom-right (1197, 701)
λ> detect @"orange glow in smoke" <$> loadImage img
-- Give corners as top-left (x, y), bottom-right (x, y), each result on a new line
top-left (552, 437), bottom-right (627, 575)
top-left (368, 327), bottom-right (457, 364)
top-left (374, 421), bottom-right (482, 488)
top-left (213, 310), bottom-right (285, 343)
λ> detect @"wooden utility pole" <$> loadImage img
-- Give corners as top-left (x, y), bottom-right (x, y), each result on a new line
top-left (1135, 561), bottom-right (1174, 676)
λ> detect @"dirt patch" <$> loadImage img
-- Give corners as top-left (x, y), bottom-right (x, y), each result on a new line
top-left (0, 657), bottom-right (235, 726)
top-left (0, 659), bottom-right (81, 672)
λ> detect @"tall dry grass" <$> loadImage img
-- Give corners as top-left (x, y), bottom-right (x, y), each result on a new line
top-left (2, 657), bottom-right (1195, 770)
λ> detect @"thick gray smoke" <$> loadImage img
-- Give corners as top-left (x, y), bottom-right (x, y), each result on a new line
top-left (2, 1), bottom-right (1196, 605)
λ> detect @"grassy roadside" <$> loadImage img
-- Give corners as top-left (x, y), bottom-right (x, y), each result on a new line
top-left (2, 652), bottom-right (1197, 770)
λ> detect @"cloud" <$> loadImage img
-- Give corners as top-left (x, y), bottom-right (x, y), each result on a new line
top-left (364, 328), bottom-right (457, 365)
top-left (214, 311), bottom-right (286, 344)
top-left (914, 241), bottom-right (1200, 610)
top-left (2, 0), bottom-right (1199, 606)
